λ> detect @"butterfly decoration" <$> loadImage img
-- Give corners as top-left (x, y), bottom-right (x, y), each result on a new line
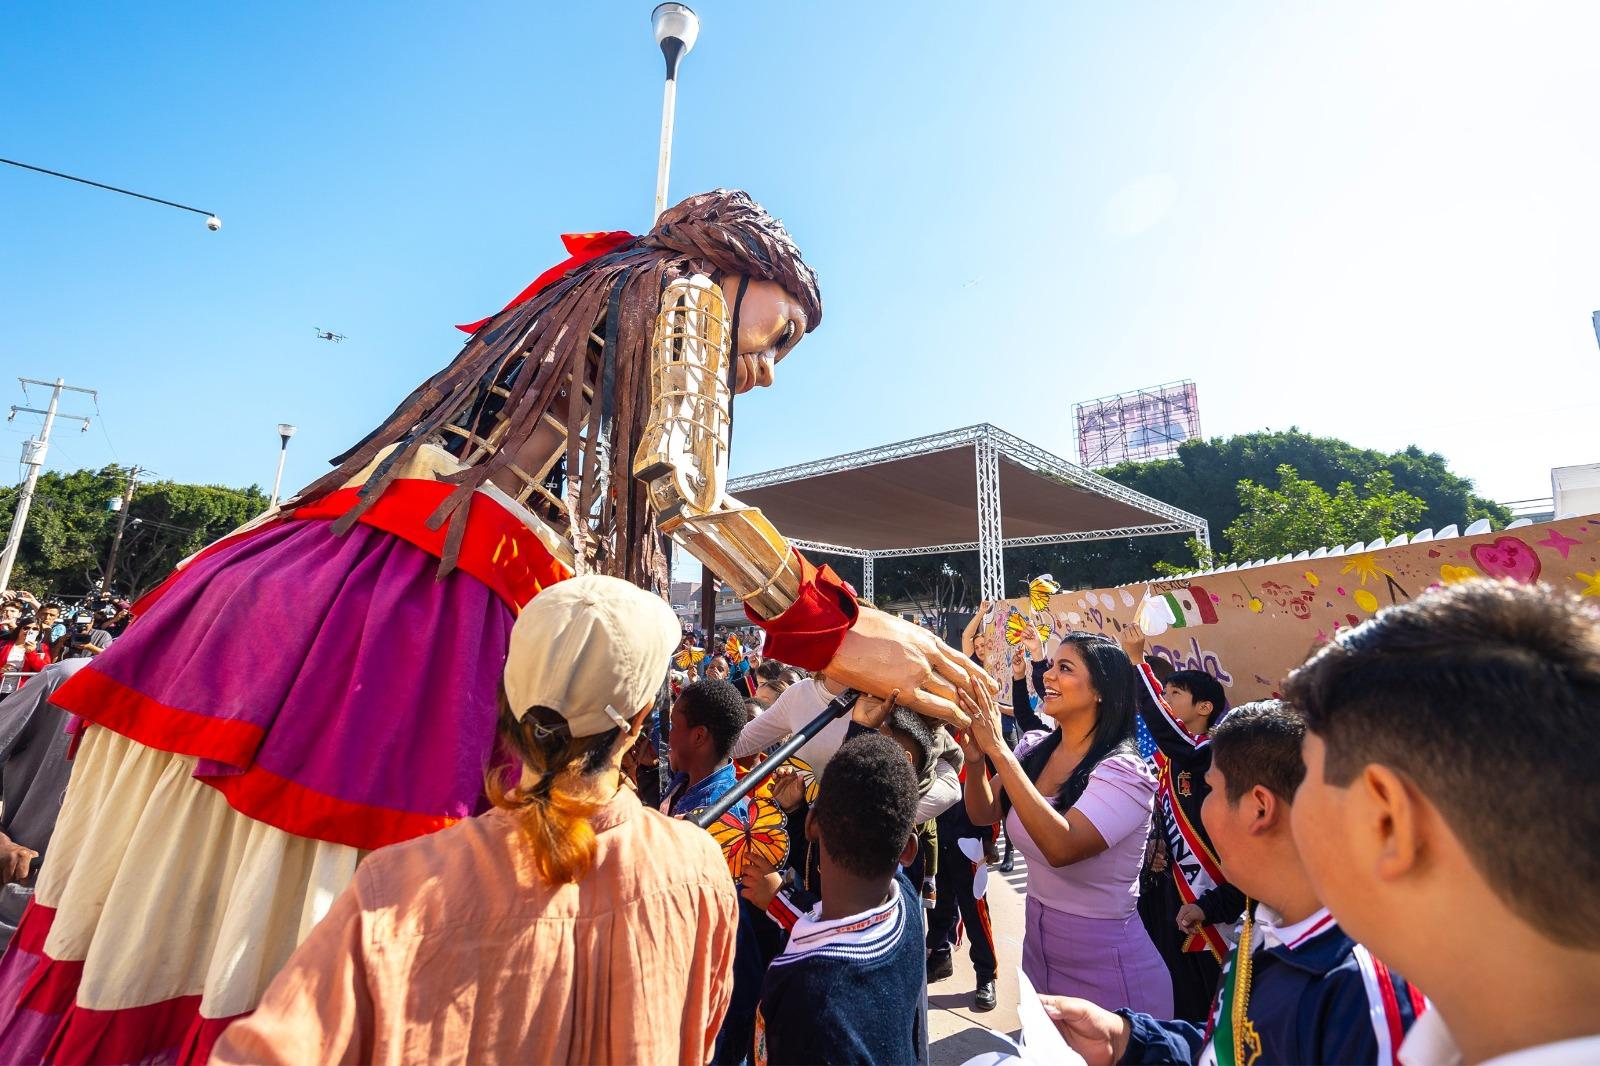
top-left (674, 647), bottom-right (708, 669)
top-left (725, 634), bottom-right (743, 659)
top-left (1029, 574), bottom-right (1061, 613)
top-left (1005, 611), bottom-right (1050, 646)
top-left (707, 794), bottom-right (790, 878)
top-left (748, 755), bottom-right (819, 807)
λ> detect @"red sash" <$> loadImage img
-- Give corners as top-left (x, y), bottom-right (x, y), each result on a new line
top-left (1156, 751), bottom-right (1231, 961)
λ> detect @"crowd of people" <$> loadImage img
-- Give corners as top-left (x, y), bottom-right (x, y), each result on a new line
top-left (0, 574), bottom-right (1596, 1063)
top-left (0, 588), bottom-right (130, 695)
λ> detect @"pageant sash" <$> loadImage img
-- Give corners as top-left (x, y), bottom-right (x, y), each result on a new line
top-left (1156, 751), bottom-right (1232, 960)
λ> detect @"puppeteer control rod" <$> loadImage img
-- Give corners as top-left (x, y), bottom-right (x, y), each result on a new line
top-left (691, 689), bottom-right (860, 829)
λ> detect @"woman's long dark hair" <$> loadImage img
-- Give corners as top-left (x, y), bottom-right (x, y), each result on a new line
top-left (1006, 631), bottom-right (1141, 815)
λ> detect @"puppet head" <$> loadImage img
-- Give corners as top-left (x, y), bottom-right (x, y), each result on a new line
top-left (297, 190), bottom-right (820, 592)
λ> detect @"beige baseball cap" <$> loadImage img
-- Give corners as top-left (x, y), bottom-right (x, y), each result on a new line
top-left (503, 574), bottom-right (681, 737)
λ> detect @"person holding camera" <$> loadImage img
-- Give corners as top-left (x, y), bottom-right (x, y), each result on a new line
top-left (1, 620), bottom-right (50, 695)
top-left (103, 600), bottom-right (133, 639)
top-left (0, 599), bottom-right (23, 645)
top-left (58, 613), bottom-right (112, 661)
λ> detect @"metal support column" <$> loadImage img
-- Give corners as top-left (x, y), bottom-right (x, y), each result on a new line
top-left (861, 553), bottom-right (875, 604)
top-left (699, 565), bottom-right (717, 637)
top-left (975, 436), bottom-right (1005, 601)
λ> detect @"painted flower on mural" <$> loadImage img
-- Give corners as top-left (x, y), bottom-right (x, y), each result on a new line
top-left (1340, 553), bottom-right (1396, 586)
top-left (1439, 564), bottom-right (1479, 585)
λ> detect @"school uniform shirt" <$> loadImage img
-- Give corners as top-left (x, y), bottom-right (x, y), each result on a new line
top-left (1132, 662), bottom-right (1245, 941)
top-left (755, 873), bottom-right (928, 1066)
top-left (1119, 905), bottom-right (1426, 1066)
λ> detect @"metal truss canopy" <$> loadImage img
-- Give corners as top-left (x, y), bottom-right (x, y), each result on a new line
top-left (734, 425), bottom-right (1207, 601)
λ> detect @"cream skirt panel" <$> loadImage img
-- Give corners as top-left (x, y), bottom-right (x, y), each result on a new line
top-left (37, 726), bottom-right (364, 1018)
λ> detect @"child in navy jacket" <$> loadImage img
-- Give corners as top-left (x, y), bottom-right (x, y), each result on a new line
top-left (755, 734), bottom-right (928, 1066)
top-left (1039, 701), bottom-right (1424, 1065)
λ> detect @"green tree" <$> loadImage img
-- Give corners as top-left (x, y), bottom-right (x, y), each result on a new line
top-left (1159, 464), bottom-right (1427, 572)
top-left (1098, 429), bottom-right (1508, 575)
top-left (0, 467), bottom-right (121, 595)
top-left (113, 479), bottom-right (267, 596)
top-left (0, 465), bottom-right (266, 599)
top-left (829, 429), bottom-right (1509, 610)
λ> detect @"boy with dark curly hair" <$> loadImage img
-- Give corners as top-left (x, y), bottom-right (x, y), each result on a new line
top-left (755, 734), bottom-right (927, 1065)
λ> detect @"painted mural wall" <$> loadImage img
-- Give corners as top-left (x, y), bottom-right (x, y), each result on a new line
top-left (982, 515), bottom-right (1600, 704)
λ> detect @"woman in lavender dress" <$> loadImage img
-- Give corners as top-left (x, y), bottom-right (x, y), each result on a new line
top-left (962, 631), bottom-right (1172, 1016)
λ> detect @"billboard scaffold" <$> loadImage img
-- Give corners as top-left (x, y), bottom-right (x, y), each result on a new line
top-left (1075, 380), bottom-right (1201, 467)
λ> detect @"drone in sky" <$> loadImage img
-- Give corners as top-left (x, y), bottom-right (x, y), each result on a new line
top-left (314, 327), bottom-right (347, 343)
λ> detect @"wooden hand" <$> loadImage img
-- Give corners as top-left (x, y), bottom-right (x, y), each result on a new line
top-left (826, 606), bottom-right (996, 727)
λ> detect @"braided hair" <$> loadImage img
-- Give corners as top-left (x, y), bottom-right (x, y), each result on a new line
top-left (295, 190), bottom-right (821, 591)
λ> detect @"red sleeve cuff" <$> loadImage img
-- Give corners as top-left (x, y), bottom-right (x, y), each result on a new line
top-left (745, 550), bottom-right (859, 671)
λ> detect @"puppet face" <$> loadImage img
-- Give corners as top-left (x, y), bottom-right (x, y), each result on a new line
top-left (726, 277), bottom-right (809, 394)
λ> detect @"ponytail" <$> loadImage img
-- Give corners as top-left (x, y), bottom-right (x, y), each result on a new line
top-left (487, 692), bottom-right (626, 886)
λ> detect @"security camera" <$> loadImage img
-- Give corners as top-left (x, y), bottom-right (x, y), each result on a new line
top-left (206, 216), bottom-right (222, 232)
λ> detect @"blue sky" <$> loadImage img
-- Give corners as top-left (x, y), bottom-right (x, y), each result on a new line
top-left (5, 2), bottom-right (1598, 517)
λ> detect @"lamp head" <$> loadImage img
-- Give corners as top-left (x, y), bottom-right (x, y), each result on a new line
top-left (652, 3), bottom-right (698, 73)
top-left (277, 423), bottom-right (297, 441)
top-left (206, 215), bottom-right (222, 232)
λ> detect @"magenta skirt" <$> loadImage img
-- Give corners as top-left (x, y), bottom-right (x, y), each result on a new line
top-left (51, 518), bottom-right (516, 849)
top-left (1023, 896), bottom-right (1174, 1016)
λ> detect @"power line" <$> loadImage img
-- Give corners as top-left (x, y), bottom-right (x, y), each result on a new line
top-left (0, 157), bottom-right (222, 230)
top-left (90, 393), bottom-right (120, 461)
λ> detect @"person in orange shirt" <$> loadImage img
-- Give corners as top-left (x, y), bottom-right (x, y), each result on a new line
top-left (213, 575), bottom-right (738, 1065)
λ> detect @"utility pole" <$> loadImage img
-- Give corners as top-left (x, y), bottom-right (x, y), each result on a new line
top-left (100, 465), bottom-right (148, 595)
top-left (0, 378), bottom-right (96, 594)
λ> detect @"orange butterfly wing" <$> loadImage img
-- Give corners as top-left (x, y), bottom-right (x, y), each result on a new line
top-left (706, 795), bottom-right (790, 879)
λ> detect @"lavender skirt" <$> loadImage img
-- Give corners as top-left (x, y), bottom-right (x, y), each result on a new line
top-left (1023, 896), bottom-right (1174, 1016)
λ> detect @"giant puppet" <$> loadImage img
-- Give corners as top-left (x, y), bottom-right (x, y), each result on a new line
top-left (0, 190), bottom-right (992, 1063)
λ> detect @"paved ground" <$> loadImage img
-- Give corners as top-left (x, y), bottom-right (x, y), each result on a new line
top-left (928, 849), bottom-right (1030, 1064)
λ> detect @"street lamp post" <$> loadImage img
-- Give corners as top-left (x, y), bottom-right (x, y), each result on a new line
top-left (651, 3), bottom-right (709, 633)
top-left (651, 3), bottom-right (700, 221)
top-left (270, 423), bottom-right (296, 509)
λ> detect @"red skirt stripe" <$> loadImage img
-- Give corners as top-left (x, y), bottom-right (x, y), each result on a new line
top-left (47, 666), bottom-right (266, 767)
top-left (1, 903), bottom-right (247, 1066)
top-left (204, 759), bottom-right (457, 853)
